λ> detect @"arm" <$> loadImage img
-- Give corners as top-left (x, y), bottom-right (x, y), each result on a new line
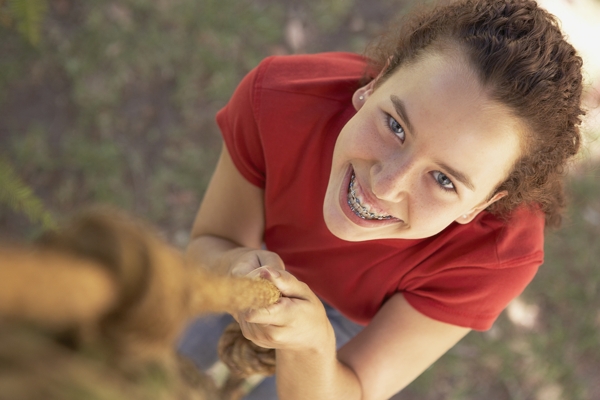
top-left (244, 270), bottom-right (470, 400)
top-left (185, 145), bottom-right (284, 276)
top-left (337, 293), bottom-right (471, 399)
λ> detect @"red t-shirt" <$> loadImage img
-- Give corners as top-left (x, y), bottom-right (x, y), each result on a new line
top-left (217, 52), bottom-right (544, 331)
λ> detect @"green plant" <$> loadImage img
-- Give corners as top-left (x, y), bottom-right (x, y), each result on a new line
top-left (0, 157), bottom-right (56, 230)
top-left (0, 0), bottom-right (48, 46)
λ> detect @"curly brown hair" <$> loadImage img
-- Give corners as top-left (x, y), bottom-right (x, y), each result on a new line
top-left (364, 0), bottom-right (584, 228)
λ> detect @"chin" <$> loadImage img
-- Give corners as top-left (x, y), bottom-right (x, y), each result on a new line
top-left (323, 209), bottom-right (360, 242)
top-left (324, 208), bottom-right (455, 241)
top-left (323, 209), bottom-right (406, 242)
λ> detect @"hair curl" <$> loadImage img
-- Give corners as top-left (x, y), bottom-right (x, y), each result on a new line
top-left (364, 0), bottom-right (584, 228)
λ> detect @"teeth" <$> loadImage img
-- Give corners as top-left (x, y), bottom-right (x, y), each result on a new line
top-left (347, 173), bottom-right (393, 220)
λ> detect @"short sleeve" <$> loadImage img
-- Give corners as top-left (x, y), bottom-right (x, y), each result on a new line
top-left (401, 208), bottom-right (544, 331)
top-left (216, 57), bottom-right (274, 188)
top-left (403, 260), bottom-right (540, 331)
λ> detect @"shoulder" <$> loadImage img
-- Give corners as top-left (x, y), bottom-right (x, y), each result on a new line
top-left (484, 206), bottom-right (545, 266)
top-left (216, 53), bottom-right (363, 189)
top-left (253, 52), bottom-right (367, 101)
top-left (400, 206), bottom-right (545, 331)
top-left (442, 206), bottom-right (545, 268)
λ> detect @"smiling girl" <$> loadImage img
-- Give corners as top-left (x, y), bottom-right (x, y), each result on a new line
top-left (179, 0), bottom-right (584, 398)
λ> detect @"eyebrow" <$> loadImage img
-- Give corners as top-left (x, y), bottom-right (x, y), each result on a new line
top-left (390, 95), bottom-right (416, 137)
top-left (390, 95), bottom-right (475, 191)
top-left (438, 162), bottom-right (476, 191)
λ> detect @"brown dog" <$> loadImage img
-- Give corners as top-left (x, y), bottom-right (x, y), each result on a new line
top-left (0, 207), bottom-right (279, 400)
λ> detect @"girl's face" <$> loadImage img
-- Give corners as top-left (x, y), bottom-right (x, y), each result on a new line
top-left (323, 50), bottom-right (523, 241)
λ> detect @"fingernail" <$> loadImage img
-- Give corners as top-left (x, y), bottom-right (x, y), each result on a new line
top-left (258, 268), bottom-right (272, 280)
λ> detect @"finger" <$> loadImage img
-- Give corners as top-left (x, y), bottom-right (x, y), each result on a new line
top-left (230, 250), bottom-right (286, 279)
top-left (230, 260), bottom-right (260, 277)
top-left (256, 252), bottom-right (286, 271)
top-left (260, 267), bottom-right (312, 299)
top-left (238, 319), bottom-right (278, 349)
top-left (244, 266), bottom-right (272, 281)
top-left (243, 297), bottom-right (294, 325)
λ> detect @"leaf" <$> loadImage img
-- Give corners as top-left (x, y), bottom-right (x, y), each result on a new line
top-left (8, 0), bottom-right (48, 46)
top-left (0, 158), bottom-right (57, 230)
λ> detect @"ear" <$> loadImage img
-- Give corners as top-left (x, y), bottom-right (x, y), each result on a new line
top-left (455, 191), bottom-right (507, 224)
top-left (352, 79), bottom-right (376, 111)
top-left (352, 58), bottom-right (393, 111)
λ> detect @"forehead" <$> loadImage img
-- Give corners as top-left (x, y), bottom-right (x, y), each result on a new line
top-left (381, 49), bottom-right (486, 114)
top-left (376, 50), bottom-right (524, 191)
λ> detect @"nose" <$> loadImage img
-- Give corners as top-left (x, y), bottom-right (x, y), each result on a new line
top-left (370, 158), bottom-right (415, 203)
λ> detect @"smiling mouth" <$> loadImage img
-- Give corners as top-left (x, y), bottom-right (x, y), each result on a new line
top-left (347, 173), bottom-right (395, 220)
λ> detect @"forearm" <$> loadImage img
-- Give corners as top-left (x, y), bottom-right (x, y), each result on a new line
top-left (276, 330), bottom-right (363, 400)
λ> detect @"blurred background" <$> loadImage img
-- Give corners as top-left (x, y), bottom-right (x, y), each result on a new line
top-left (0, 0), bottom-right (598, 398)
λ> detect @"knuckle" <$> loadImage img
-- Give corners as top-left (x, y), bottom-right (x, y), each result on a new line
top-left (263, 330), bottom-right (280, 345)
top-left (265, 252), bottom-right (285, 267)
top-left (230, 266), bottom-right (245, 276)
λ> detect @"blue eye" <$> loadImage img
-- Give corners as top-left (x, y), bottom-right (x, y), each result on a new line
top-left (386, 115), bottom-right (405, 142)
top-left (432, 171), bottom-right (455, 192)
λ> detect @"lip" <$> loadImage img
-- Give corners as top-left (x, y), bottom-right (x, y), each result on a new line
top-left (338, 165), bottom-right (404, 228)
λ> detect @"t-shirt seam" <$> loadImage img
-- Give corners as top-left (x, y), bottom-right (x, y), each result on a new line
top-left (257, 54), bottom-right (359, 104)
top-left (259, 87), bottom-right (355, 104)
top-left (404, 250), bottom-right (543, 284)
top-left (407, 295), bottom-right (498, 320)
top-left (493, 225), bottom-right (502, 264)
top-left (494, 250), bottom-right (543, 269)
top-left (220, 57), bottom-right (272, 189)
top-left (252, 56), bottom-right (274, 133)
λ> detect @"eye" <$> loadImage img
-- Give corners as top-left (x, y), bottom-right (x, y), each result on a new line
top-left (432, 171), bottom-right (456, 192)
top-left (385, 114), bottom-right (405, 143)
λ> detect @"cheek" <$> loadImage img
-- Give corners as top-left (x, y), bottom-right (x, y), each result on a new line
top-left (409, 194), bottom-right (463, 232)
top-left (412, 198), bottom-right (442, 222)
top-left (337, 113), bottom-right (382, 156)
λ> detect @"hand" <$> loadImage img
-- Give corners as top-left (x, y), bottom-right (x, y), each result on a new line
top-left (228, 249), bottom-right (285, 277)
top-left (237, 266), bottom-right (335, 352)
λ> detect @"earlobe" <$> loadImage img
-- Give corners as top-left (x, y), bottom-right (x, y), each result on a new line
top-left (352, 61), bottom-right (392, 111)
top-left (352, 80), bottom-right (376, 111)
top-left (455, 191), bottom-right (508, 224)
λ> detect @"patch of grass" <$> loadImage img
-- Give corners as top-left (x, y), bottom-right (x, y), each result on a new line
top-left (1, 0), bottom-right (283, 240)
